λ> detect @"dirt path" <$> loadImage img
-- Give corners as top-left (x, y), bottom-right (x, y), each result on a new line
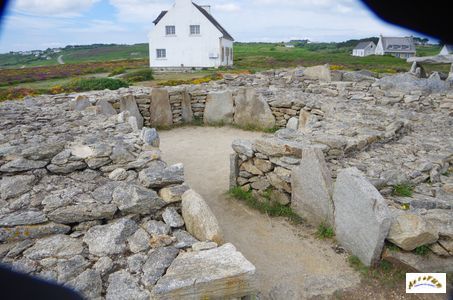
top-left (57, 55), bottom-right (65, 64)
top-left (159, 126), bottom-right (361, 299)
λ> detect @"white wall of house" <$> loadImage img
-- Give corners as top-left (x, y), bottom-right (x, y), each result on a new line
top-left (352, 43), bottom-right (376, 57)
top-left (352, 49), bottom-right (365, 57)
top-left (375, 38), bottom-right (384, 55)
top-left (440, 45), bottom-right (451, 55)
top-left (149, 0), bottom-right (233, 68)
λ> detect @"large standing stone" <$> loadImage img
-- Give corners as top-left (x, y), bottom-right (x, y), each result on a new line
top-left (234, 88), bottom-right (275, 129)
top-left (204, 91), bottom-right (234, 125)
top-left (291, 148), bottom-right (334, 226)
top-left (302, 64), bottom-right (331, 81)
top-left (73, 95), bottom-right (90, 111)
top-left (107, 270), bottom-right (150, 300)
top-left (120, 94), bottom-right (143, 129)
top-left (229, 153), bottom-right (239, 189)
top-left (83, 218), bottom-right (138, 256)
top-left (387, 213), bottom-right (439, 251)
top-left (151, 243), bottom-right (256, 299)
top-left (150, 88), bottom-right (173, 127)
top-left (181, 190), bottom-right (223, 244)
top-left (97, 99), bottom-right (117, 116)
top-left (181, 91), bottom-right (193, 122)
top-left (333, 167), bottom-right (391, 266)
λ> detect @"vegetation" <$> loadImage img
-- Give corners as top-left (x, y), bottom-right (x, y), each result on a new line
top-left (228, 187), bottom-right (303, 224)
top-left (348, 256), bottom-right (407, 287)
top-left (316, 223), bottom-right (335, 239)
top-left (64, 77), bottom-right (129, 92)
top-left (122, 69), bottom-right (154, 82)
top-left (392, 184), bottom-right (414, 197)
top-left (414, 245), bottom-right (430, 256)
top-left (158, 72), bottom-right (223, 86)
top-left (109, 67), bottom-right (127, 77)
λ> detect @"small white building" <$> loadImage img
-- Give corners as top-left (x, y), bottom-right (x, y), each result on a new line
top-left (440, 45), bottom-right (453, 55)
top-left (352, 41), bottom-right (376, 57)
top-left (149, 0), bottom-right (234, 69)
top-left (375, 35), bottom-right (416, 59)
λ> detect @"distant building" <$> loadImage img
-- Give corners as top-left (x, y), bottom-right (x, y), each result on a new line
top-left (284, 44), bottom-right (295, 48)
top-left (352, 41), bottom-right (376, 57)
top-left (440, 44), bottom-right (453, 55)
top-left (149, 0), bottom-right (234, 69)
top-left (375, 35), bottom-right (416, 59)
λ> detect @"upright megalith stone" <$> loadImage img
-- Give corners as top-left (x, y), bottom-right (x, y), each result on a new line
top-left (150, 88), bottom-right (173, 127)
top-left (120, 94), bottom-right (143, 129)
top-left (181, 90), bottom-right (193, 122)
top-left (204, 91), bottom-right (234, 124)
top-left (291, 147), bottom-right (334, 227)
top-left (97, 99), bottom-right (117, 116)
top-left (302, 64), bottom-right (331, 82)
top-left (333, 167), bottom-right (391, 266)
top-left (181, 189), bottom-right (223, 244)
top-left (73, 95), bottom-right (91, 111)
top-left (234, 88), bottom-right (275, 129)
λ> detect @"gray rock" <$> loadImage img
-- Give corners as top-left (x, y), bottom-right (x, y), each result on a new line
top-left (47, 161), bottom-right (87, 174)
top-left (22, 143), bottom-right (65, 161)
top-left (5, 240), bottom-right (34, 258)
top-left (48, 203), bottom-right (117, 224)
top-left (0, 223), bottom-right (70, 242)
top-left (110, 145), bottom-right (135, 164)
top-left (173, 229), bottom-right (199, 249)
top-left (127, 228), bottom-right (151, 253)
top-left (150, 88), bottom-right (173, 127)
top-left (141, 246), bottom-right (179, 286)
top-left (234, 88), bottom-right (276, 129)
top-left (387, 213), bottom-right (439, 251)
top-left (333, 167), bottom-right (391, 266)
top-left (73, 95), bottom-right (91, 111)
top-left (204, 91), bottom-right (234, 124)
top-left (142, 220), bottom-right (171, 236)
top-left (107, 270), bottom-right (150, 300)
top-left (232, 139), bottom-right (254, 158)
top-left (151, 243), bottom-right (257, 299)
top-left (120, 94), bottom-right (143, 129)
top-left (109, 168), bottom-right (128, 181)
top-left (342, 70), bottom-right (376, 82)
top-left (97, 99), bottom-right (117, 116)
top-left (286, 117), bottom-right (299, 130)
top-left (181, 189), bottom-right (223, 244)
top-left (192, 241), bottom-right (218, 251)
top-left (158, 184), bottom-right (190, 203)
top-left (302, 64), bottom-right (331, 81)
top-left (91, 182), bottom-right (117, 204)
top-left (127, 253), bottom-right (147, 274)
top-left (140, 127), bottom-right (160, 147)
top-left (422, 209), bottom-right (453, 238)
top-left (66, 269), bottom-right (102, 300)
top-left (229, 153), bottom-right (239, 189)
top-left (181, 91), bottom-right (193, 122)
top-left (0, 210), bottom-right (47, 226)
top-left (291, 147), bottom-right (334, 226)
top-left (83, 218), bottom-right (138, 256)
top-left (162, 207), bottom-right (184, 228)
top-left (138, 163), bottom-right (184, 188)
top-left (112, 184), bottom-right (165, 214)
top-left (382, 249), bottom-right (453, 273)
top-left (23, 235), bottom-right (84, 260)
top-left (0, 158), bottom-right (48, 173)
top-left (93, 256), bottom-right (114, 276)
top-left (57, 255), bottom-right (90, 282)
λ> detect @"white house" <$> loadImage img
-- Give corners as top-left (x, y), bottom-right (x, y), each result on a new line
top-left (375, 35), bottom-right (416, 59)
top-left (352, 41), bottom-right (376, 57)
top-left (440, 45), bottom-right (453, 55)
top-left (149, 0), bottom-right (234, 69)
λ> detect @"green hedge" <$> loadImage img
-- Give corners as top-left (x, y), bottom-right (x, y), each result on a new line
top-left (65, 77), bottom-right (129, 92)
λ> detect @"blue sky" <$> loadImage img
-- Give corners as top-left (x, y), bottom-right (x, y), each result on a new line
top-left (0, 0), bottom-right (424, 53)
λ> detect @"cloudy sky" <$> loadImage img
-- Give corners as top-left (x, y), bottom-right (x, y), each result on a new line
top-left (0, 0), bottom-right (425, 52)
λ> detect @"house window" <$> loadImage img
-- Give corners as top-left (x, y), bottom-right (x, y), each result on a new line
top-left (156, 49), bottom-right (166, 58)
top-left (190, 25), bottom-right (200, 35)
top-left (165, 26), bottom-right (175, 35)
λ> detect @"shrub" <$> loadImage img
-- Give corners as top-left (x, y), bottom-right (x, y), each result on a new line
top-left (123, 69), bottom-right (154, 82)
top-left (109, 67), bottom-right (126, 77)
top-left (0, 87), bottom-right (38, 101)
top-left (392, 184), bottom-right (413, 197)
top-left (50, 85), bottom-right (65, 94)
top-left (316, 223), bottom-right (334, 239)
top-left (64, 77), bottom-right (129, 92)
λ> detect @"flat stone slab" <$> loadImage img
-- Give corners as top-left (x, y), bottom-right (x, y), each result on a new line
top-left (151, 243), bottom-right (257, 299)
top-left (382, 249), bottom-right (453, 273)
top-left (120, 95), bottom-right (143, 130)
top-left (333, 167), bottom-right (391, 266)
top-left (204, 91), bottom-right (234, 125)
top-left (150, 88), bottom-right (173, 127)
top-left (234, 88), bottom-right (275, 129)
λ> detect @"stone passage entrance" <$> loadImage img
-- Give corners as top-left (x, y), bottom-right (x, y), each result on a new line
top-left (159, 126), bottom-right (360, 299)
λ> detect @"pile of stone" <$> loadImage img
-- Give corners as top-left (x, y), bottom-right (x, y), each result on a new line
top-left (0, 94), bottom-right (256, 299)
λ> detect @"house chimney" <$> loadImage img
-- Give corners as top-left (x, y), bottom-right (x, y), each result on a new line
top-left (201, 5), bottom-right (211, 14)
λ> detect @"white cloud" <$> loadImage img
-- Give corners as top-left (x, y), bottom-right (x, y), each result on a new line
top-left (12, 0), bottom-right (100, 17)
top-left (214, 3), bottom-right (241, 12)
top-left (109, 0), bottom-right (171, 23)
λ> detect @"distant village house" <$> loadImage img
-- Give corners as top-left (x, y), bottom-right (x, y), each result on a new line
top-left (352, 41), bottom-right (376, 57)
top-left (149, 0), bottom-right (234, 69)
top-left (375, 35), bottom-right (416, 59)
top-left (440, 44), bottom-right (453, 55)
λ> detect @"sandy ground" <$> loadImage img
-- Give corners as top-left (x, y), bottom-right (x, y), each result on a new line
top-left (159, 126), bottom-right (362, 299)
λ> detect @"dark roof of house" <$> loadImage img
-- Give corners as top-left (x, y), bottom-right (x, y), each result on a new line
top-left (153, 11), bottom-right (168, 25)
top-left (443, 44), bottom-right (453, 53)
top-left (152, 2), bottom-right (234, 41)
top-left (380, 36), bottom-right (416, 53)
top-left (354, 41), bottom-right (374, 50)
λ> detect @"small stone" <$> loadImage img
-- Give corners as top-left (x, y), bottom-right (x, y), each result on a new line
top-left (0, 210), bottom-right (47, 227)
top-left (141, 246), bottom-right (179, 286)
top-left (158, 184), bottom-right (190, 203)
top-left (66, 269), bottom-right (102, 300)
top-left (23, 235), bottom-right (84, 260)
top-left (140, 127), bottom-right (160, 147)
top-left (138, 163), bottom-right (184, 188)
top-left (0, 223), bottom-right (70, 243)
top-left (93, 257), bottom-right (114, 276)
top-left (162, 207), bottom-right (185, 228)
top-left (57, 255), bottom-right (90, 282)
top-left (0, 175), bottom-right (35, 200)
top-left (107, 270), bottom-right (150, 300)
top-left (48, 203), bottom-right (117, 224)
top-left (192, 241), bottom-right (218, 251)
top-left (109, 168), bottom-right (128, 181)
top-left (73, 95), bottom-right (91, 111)
top-left (127, 253), bottom-right (147, 274)
top-left (173, 230), bottom-right (199, 249)
top-left (142, 220), bottom-right (171, 236)
top-left (286, 117), bottom-right (299, 130)
top-left (232, 139), bottom-right (254, 158)
top-left (112, 184), bottom-right (165, 214)
top-left (127, 228), bottom-right (151, 253)
top-left (0, 158), bottom-right (48, 173)
top-left (254, 158), bottom-right (273, 173)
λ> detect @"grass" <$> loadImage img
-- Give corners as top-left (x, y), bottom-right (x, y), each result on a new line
top-left (392, 183), bottom-right (413, 197)
top-left (228, 187), bottom-right (303, 224)
top-left (316, 223), bottom-right (335, 239)
top-left (414, 245), bottom-right (430, 256)
top-left (348, 255), bottom-right (407, 288)
top-left (63, 77), bottom-right (129, 92)
top-left (122, 68), bottom-right (154, 82)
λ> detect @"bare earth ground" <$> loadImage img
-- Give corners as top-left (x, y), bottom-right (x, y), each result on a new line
top-left (159, 126), bottom-right (445, 300)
